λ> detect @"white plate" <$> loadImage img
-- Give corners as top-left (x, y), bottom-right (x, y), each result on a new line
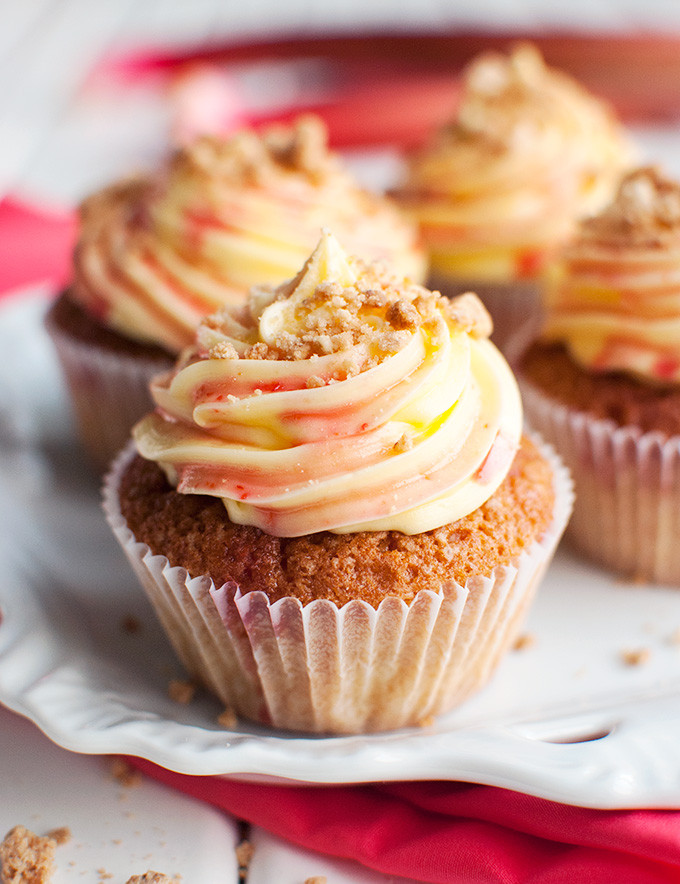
top-left (3, 289), bottom-right (680, 809)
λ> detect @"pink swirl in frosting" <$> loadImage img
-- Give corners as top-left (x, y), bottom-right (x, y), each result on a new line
top-left (72, 116), bottom-right (426, 353)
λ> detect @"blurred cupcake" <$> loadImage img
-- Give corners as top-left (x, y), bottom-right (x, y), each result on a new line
top-left (103, 231), bottom-right (572, 734)
top-left (519, 166), bottom-right (680, 584)
top-left (46, 115), bottom-right (425, 470)
top-left (396, 43), bottom-right (633, 351)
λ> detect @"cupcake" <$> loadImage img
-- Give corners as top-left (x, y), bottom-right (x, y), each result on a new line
top-left (519, 166), bottom-right (680, 584)
top-left (103, 231), bottom-right (572, 734)
top-left (46, 115), bottom-right (425, 471)
top-left (396, 43), bottom-right (633, 352)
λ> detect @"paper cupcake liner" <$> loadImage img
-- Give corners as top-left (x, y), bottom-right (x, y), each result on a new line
top-left (520, 375), bottom-right (680, 585)
top-left (428, 273), bottom-right (542, 358)
top-left (102, 440), bottom-right (573, 734)
top-left (45, 313), bottom-right (173, 472)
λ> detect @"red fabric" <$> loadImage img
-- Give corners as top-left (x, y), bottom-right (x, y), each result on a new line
top-left (0, 198), bottom-right (75, 296)
top-left (129, 758), bottom-right (680, 883)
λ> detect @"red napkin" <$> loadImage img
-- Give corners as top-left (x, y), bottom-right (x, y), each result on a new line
top-left (0, 198), bottom-right (75, 297)
top-left (128, 759), bottom-right (680, 883)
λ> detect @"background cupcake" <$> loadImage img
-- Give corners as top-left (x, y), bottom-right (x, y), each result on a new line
top-left (47, 115), bottom-right (425, 471)
top-left (395, 43), bottom-right (634, 352)
top-left (104, 231), bottom-right (572, 734)
top-left (519, 166), bottom-right (680, 584)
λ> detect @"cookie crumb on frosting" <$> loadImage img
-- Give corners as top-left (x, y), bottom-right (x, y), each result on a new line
top-left (171, 114), bottom-right (337, 188)
top-left (581, 166), bottom-right (680, 246)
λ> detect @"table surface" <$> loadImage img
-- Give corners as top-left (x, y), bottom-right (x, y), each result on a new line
top-left (4, 2), bottom-right (680, 882)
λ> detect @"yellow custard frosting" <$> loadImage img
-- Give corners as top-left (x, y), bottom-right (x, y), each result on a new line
top-left (543, 167), bottom-right (680, 384)
top-left (398, 44), bottom-right (634, 282)
top-left (133, 231), bottom-right (522, 537)
top-left (72, 116), bottom-right (426, 354)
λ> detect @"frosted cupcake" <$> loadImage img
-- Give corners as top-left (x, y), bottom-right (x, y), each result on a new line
top-left (46, 115), bottom-right (425, 470)
top-left (519, 166), bottom-right (680, 584)
top-left (396, 43), bottom-right (633, 352)
top-left (104, 231), bottom-right (572, 733)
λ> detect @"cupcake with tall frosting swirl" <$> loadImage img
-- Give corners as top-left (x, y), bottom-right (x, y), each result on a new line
top-left (104, 232), bottom-right (572, 733)
top-left (396, 43), bottom-right (634, 352)
top-left (46, 115), bottom-right (425, 470)
top-left (520, 166), bottom-right (680, 584)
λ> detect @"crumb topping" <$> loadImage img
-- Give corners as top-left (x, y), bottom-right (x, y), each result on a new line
top-left (580, 166), bottom-right (680, 246)
top-left (452, 43), bottom-right (593, 150)
top-left (0, 826), bottom-right (57, 884)
top-left (170, 115), bottom-right (339, 188)
top-left (199, 272), bottom-right (490, 373)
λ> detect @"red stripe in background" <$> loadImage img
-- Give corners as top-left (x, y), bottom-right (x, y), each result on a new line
top-left (0, 198), bottom-right (76, 297)
top-left (102, 30), bottom-right (680, 147)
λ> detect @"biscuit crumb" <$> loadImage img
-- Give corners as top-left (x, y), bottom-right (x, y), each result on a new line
top-left (235, 840), bottom-right (254, 874)
top-left (120, 615), bottom-right (141, 635)
top-left (111, 759), bottom-right (142, 788)
top-left (513, 633), bottom-right (536, 651)
top-left (0, 826), bottom-right (57, 884)
top-left (125, 873), bottom-right (178, 884)
top-left (44, 829), bottom-right (70, 847)
top-left (443, 292), bottom-right (493, 339)
top-left (209, 341), bottom-right (239, 360)
top-left (96, 871), bottom-right (113, 881)
top-left (168, 679), bottom-right (196, 705)
top-left (621, 648), bottom-right (651, 666)
top-left (217, 708), bottom-right (238, 729)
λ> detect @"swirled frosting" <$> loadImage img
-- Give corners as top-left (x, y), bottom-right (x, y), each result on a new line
top-left (133, 231), bottom-right (522, 536)
top-left (398, 44), bottom-right (633, 282)
top-left (542, 167), bottom-right (680, 384)
top-left (72, 115), bottom-right (426, 354)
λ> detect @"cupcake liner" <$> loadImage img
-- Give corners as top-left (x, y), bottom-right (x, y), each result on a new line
top-left (428, 274), bottom-right (542, 357)
top-left (520, 375), bottom-right (680, 585)
top-left (45, 312), bottom-right (173, 472)
top-left (103, 439), bottom-right (573, 734)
